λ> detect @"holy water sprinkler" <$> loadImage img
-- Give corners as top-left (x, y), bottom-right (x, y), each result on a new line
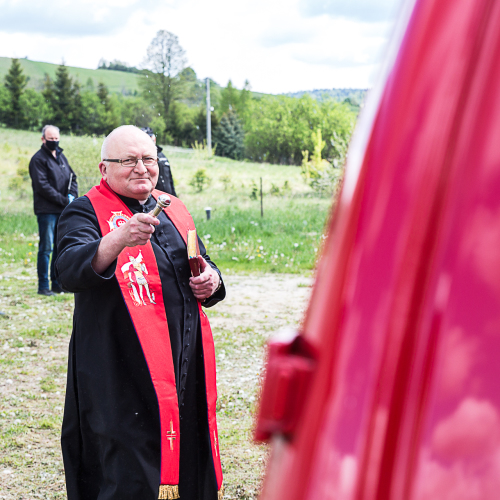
top-left (151, 194), bottom-right (171, 217)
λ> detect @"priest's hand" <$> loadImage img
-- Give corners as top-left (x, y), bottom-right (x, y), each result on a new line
top-left (119, 213), bottom-right (160, 247)
top-left (91, 214), bottom-right (159, 275)
top-left (189, 256), bottom-right (220, 300)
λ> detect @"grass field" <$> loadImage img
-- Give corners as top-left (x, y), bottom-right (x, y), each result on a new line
top-left (0, 127), bottom-right (334, 275)
top-left (0, 57), bottom-right (140, 94)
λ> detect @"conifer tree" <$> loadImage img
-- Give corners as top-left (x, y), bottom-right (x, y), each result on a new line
top-left (53, 64), bottom-right (75, 131)
top-left (42, 64), bottom-right (82, 132)
top-left (214, 110), bottom-right (245, 160)
top-left (4, 58), bottom-right (27, 128)
top-left (97, 82), bottom-right (110, 110)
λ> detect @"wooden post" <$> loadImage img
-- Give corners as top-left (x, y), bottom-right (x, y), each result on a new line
top-left (260, 177), bottom-right (263, 218)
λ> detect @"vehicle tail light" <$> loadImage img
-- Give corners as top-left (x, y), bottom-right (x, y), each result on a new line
top-left (255, 329), bottom-right (316, 442)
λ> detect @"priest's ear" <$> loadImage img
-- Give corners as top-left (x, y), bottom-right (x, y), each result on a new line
top-left (99, 161), bottom-right (108, 181)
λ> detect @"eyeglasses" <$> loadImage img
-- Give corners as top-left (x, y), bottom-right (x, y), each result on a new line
top-left (103, 157), bottom-right (159, 168)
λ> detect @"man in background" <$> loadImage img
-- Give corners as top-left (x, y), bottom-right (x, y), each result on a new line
top-left (141, 127), bottom-right (177, 196)
top-left (28, 124), bottom-right (78, 296)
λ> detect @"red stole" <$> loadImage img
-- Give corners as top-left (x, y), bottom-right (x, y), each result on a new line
top-left (86, 180), bottom-right (223, 499)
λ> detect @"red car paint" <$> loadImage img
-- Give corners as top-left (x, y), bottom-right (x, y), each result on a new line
top-left (255, 0), bottom-right (500, 499)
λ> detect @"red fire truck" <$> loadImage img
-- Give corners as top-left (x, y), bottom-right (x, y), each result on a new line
top-left (255, 0), bottom-right (500, 499)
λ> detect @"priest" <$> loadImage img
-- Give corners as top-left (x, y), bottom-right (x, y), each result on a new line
top-left (56, 125), bottom-right (225, 500)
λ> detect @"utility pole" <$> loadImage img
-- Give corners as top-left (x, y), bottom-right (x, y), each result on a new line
top-left (206, 78), bottom-right (212, 153)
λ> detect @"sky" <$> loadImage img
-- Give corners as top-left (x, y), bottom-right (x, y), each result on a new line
top-left (0, 0), bottom-right (403, 94)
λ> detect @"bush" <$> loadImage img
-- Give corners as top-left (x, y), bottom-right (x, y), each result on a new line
top-left (189, 168), bottom-right (211, 192)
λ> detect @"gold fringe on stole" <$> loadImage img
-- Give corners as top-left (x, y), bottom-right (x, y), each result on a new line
top-left (158, 484), bottom-right (180, 499)
top-left (218, 483), bottom-right (225, 500)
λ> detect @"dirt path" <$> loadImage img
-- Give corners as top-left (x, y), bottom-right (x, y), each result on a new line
top-left (0, 270), bottom-right (313, 499)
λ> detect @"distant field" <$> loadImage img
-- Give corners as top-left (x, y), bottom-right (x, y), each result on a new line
top-left (0, 57), bottom-right (140, 94)
top-left (0, 128), bottom-right (334, 274)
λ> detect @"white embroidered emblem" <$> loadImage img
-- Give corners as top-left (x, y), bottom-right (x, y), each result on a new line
top-left (120, 250), bottom-right (156, 306)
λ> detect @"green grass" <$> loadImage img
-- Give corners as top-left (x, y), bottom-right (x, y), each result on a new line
top-left (0, 127), bottom-right (335, 274)
top-left (0, 57), bottom-right (140, 94)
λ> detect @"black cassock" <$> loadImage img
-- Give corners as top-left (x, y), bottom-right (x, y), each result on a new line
top-left (56, 194), bottom-right (225, 500)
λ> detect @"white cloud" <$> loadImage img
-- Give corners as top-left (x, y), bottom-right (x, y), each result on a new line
top-left (299, 0), bottom-right (399, 22)
top-left (0, 0), bottom-right (403, 93)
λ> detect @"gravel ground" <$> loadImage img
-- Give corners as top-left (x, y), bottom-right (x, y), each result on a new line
top-left (0, 266), bottom-right (312, 500)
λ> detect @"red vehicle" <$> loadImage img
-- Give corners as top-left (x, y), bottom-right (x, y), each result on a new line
top-left (255, 0), bottom-right (500, 499)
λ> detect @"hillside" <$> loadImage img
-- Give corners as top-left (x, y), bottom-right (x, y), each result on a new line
top-left (0, 57), bottom-right (140, 94)
top-left (1, 57), bottom-right (368, 105)
top-left (285, 88), bottom-right (367, 104)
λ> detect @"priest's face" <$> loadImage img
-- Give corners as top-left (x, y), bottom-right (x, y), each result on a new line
top-left (99, 128), bottom-right (159, 200)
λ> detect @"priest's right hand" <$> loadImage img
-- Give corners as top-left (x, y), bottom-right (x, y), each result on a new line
top-left (118, 213), bottom-right (160, 248)
top-left (92, 213), bottom-right (160, 276)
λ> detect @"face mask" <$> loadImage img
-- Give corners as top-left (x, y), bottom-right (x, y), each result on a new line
top-left (45, 140), bottom-right (59, 151)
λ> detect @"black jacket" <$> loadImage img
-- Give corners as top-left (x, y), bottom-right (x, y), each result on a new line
top-left (156, 146), bottom-right (176, 196)
top-left (29, 144), bottom-right (78, 215)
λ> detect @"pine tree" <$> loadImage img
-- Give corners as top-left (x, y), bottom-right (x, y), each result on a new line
top-left (97, 82), bottom-right (110, 110)
top-left (53, 64), bottom-right (76, 131)
top-left (42, 74), bottom-right (56, 123)
top-left (214, 110), bottom-right (245, 160)
top-left (70, 80), bottom-right (83, 133)
top-left (4, 58), bottom-right (27, 128)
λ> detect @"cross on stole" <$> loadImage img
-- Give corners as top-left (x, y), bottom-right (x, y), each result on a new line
top-left (214, 430), bottom-right (218, 457)
top-left (166, 420), bottom-right (177, 451)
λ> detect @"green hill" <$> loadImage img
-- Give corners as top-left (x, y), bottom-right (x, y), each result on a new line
top-left (0, 57), bottom-right (140, 94)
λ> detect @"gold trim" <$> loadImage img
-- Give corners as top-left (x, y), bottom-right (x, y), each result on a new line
top-left (218, 483), bottom-right (225, 500)
top-left (159, 484), bottom-right (180, 499)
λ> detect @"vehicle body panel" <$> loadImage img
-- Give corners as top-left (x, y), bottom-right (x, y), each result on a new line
top-left (256, 0), bottom-right (500, 499)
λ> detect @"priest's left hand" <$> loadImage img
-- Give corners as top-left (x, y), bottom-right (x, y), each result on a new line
top-left (189, 256), bottom-right (220, 300)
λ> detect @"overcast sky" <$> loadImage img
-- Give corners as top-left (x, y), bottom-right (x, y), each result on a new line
top-left (0, 0), bottom-right (403, 94)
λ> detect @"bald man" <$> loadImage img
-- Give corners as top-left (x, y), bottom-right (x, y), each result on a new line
top-left (56, 126), bottom-right (225, 500)
top-left (29, 124), bottom-right (78, 295)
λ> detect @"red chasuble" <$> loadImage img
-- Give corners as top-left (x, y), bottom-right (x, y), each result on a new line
top-left (87, 180), bottom-right (223, 500)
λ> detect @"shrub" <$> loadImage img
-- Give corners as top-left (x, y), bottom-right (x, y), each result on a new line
top-left (189, 168), bottom-right (211, 192)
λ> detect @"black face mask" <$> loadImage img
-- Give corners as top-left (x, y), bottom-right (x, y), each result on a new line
top-left (45, 140), bottom-right (59, 151)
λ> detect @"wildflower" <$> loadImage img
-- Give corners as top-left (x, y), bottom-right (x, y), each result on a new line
top-left (231, 227), bottom-right (235, 233)
top-left (259, 246), bottom-right (263, 250)
top-left (294, 243), bottom-right (299, 248)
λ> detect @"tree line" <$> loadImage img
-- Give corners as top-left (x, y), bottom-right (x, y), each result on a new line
top-left (0, 31), bottom-right (357, 166)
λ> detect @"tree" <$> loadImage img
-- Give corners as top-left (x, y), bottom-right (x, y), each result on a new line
top-left (97, 82), bottom-right (110, 110)
top-left (141, 30), bottom-right (187, 133)
top-left (20, 89), bottom-right (47, 131)
top-left (219, 80), bottom-right (239, 115)
top-left (43, 64), bottom-right (83, 132)
top-left (214, 110), bottom-right (244, 160)
top-left (4, 58), bottom-right (27, 128)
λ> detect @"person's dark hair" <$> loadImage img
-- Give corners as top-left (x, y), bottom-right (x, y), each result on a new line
top-left (140, 127), bottom-right (155, 137)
